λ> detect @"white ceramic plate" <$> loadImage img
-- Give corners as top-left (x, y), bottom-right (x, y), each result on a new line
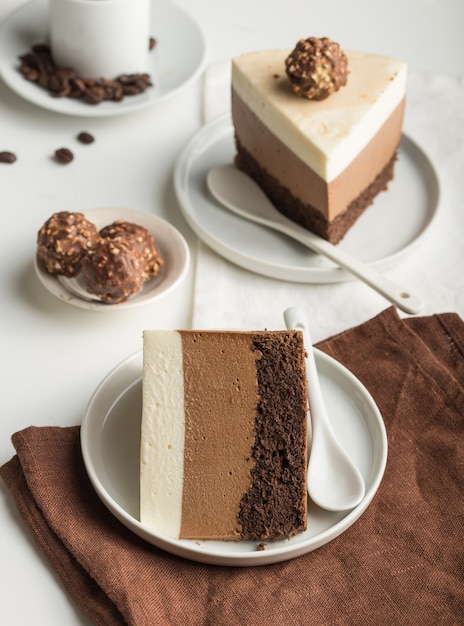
top-left (34, 207), bottom-right (190, 311)
top-left (174, 114), bottom-right (440, 283)
top-left (0, 0), bottom-right (207, 117)
top-left (81, 348), bottom-right (387, 566)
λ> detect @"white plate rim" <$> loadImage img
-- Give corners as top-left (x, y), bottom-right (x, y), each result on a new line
top-left (173, 114), bottom-right (440, 284)
top-left (0, 0), bottom-right (207, 117)
top-left (80, 347), bottom-right (388, 567)
top-left (34, 207), bottom-right (190, 311)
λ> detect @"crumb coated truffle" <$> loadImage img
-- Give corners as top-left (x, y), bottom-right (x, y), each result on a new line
top-left (37, 211), bottom-right (100, 277)
top-left (285, 37), bottom-right (348, 101)
top-left (99, 220), bottom-right (163, 280)
top-left (81, 237), bottom-right (148, 304)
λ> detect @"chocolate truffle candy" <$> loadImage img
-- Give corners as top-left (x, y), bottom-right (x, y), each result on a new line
top-left (81, 237), bottom-right (146, 303)
top-left (37, 211), bottom-right (99, 277)
top-left (285, 37), bottom-right (348, 101)
top-left (99, 220), bottom-right (163, 280)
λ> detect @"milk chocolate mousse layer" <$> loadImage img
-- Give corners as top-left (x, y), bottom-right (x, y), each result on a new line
top-left (140, 330), bottom-right (308, 542)
top-left (180, 332), bottom-right (257, 540)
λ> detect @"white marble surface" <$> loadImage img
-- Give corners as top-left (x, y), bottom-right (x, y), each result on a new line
top-left (1, 1), bottom-right (463, 624)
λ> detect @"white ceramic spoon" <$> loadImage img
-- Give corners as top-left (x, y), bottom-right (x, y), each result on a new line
top-left (207, 166), bottom-right (423, 315)
top-left (284, 306), bottom-right (366, 511)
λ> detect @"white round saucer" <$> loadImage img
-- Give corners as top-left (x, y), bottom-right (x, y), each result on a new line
top-left (81, 348), bottom-right (387, 566)
top-left (174, 115), bottom-right (440, 283)
top-left (34, 207), bottom-right (190, 311)
top-left (0, 0), bottom-right (207, 117)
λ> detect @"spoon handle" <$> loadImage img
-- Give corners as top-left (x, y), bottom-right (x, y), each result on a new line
top-left (284, 306), bottom-right (366, 511)
top-left (273, 214), bottom-right (422, 315)
top-left (284, 307), bottom-right (337, 455)
top-left (207, 166), bottom-right (423, 315)
top-left (284, 307), bottom-right (326, 418)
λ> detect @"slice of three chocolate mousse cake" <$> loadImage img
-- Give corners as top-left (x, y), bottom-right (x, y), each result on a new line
top-left (231, 38), bottom-right (407, 244)
top-left (140, 330), bottom-right (308, 542)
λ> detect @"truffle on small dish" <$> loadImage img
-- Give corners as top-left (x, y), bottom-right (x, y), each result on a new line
top-left (37, 211), bottom-right (100, 277)
top-left (99, 219), bottom-right (163, 280)
top-left (81, 237), bottom-right (146, 304)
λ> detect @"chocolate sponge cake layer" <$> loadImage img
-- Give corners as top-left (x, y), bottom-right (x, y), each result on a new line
top-left (239, 333), bottom-right (308, 541)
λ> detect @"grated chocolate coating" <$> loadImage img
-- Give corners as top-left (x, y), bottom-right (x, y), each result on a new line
top-left (81, 237), bottom-right (146, 304)
top-left (99, 220), bottom-right (163, 280)
top-left (285, 37), bottom-right (348, 101)
top-left (37, 211), bottom-right (100, 277)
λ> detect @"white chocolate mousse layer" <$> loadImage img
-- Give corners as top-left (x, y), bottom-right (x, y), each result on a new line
top-left (140, 331), bottom-right (185, 538)
top-left (232, 49), bottom-right (407, 182)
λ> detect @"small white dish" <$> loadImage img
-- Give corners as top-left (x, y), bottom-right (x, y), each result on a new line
top-left (174, 114), bottom-right (440, 283)
top-left (34, 207), bottom-right (190, 311)
top-left (80, 348), bottom-right (387, 566)
top-left (0, 0), bottom-right (207, 117)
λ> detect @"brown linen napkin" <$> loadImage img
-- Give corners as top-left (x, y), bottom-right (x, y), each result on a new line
top-left (1, 307), bottom-right (463, 626)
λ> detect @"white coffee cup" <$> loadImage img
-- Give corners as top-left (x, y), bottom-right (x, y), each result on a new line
top-left (48, 0), bottom-right (151, 78)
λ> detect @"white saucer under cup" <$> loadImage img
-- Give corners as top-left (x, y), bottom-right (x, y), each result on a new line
top-left (48, 0), bottom-right (151, 78)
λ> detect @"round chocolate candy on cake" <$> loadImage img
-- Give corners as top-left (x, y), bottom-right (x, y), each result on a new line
top-left (285, 37), bottom-right (348, 101)
top-left (99, 219), bottom-right (163, 280)
top-left (37, 211), bottom-right (100, 277)
top-left (81, 237), bottom-right (146, 304)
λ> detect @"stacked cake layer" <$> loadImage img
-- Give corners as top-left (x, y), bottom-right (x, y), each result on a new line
top-left (140, 330), bottom-right (308, 541)
top-left (232, 48), bottom-right (407, 243)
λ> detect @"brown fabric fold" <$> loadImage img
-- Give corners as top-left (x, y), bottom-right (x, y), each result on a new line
top-left (1, 307), bottom-right (463, 626)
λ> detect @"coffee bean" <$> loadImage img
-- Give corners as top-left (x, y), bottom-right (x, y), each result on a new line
top-left (83, 85), bottom-right (106, 105)
top-left (54, 148), bottom-right (74, 164)
top-left (77, 131), bottom-right (95, 144)
top-left (19, 43), bottom-right (153, 104)
top-left (0, 151), bottom-right (17, 164)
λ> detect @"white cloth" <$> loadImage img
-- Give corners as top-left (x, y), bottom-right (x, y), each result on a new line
top-left (193, 65), bottom-right (464, 342)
